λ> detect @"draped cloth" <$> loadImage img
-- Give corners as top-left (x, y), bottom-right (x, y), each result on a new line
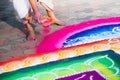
top-left (39, 0), bottom-right (54, 10)
top-left (13, 0), bottom-right (54, 19)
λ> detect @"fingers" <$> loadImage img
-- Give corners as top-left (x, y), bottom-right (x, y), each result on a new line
top-left (33, 12), bottom-right (42, 23)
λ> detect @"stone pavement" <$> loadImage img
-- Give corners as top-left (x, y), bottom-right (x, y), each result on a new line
top-left (0, 0), bottom-right (120, 61)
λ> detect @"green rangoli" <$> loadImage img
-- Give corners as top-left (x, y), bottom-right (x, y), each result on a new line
top-left (0, 50), bottom-right (120, 80)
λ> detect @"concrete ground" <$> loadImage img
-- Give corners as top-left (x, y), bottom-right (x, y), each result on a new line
top-left (0, 0), bottom-right (120, 61)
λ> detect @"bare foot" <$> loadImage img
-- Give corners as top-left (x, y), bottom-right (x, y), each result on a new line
top-left (27, 31), bottom-right (36, 41)
top-left (53, 19), bottom-right (65, 26)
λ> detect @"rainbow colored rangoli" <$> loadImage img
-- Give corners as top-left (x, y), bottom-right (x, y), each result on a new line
top-left (0, 50), bottom-right (120, 80)
top-left (0, 17), bottom-right (120, 80)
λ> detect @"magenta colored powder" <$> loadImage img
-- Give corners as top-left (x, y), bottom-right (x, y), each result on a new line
top-left (36, 17), bottom-right (120, 53)
top-left (43, 26), bottom-right (50, 34)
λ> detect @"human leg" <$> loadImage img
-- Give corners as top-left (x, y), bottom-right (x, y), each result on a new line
top-left (23, 21), bottom-right (36, 40)
top-left (39, 0), bottom-right (65, 26)
top-left (13, 0), bottom-right (36, 40)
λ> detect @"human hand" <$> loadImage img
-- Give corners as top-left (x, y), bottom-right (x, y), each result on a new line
top-left (40, 16), bottom-right (53, 27)
top-left (33, 12), bottom-right (42, 23)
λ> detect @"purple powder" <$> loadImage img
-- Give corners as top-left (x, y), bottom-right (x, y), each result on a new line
top-left (56, 70), bottom-right (106, 80)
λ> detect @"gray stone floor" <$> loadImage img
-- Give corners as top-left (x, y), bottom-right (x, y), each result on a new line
top-left (0, 0), bottom-right (120, 61)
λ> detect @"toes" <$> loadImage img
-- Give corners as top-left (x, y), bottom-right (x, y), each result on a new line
top-left (27, 34), bottom-right (36, 41)
top-left (27, 36), bottom-right (36, 41)
top-left (54, 21), bottom-right (66, 26)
